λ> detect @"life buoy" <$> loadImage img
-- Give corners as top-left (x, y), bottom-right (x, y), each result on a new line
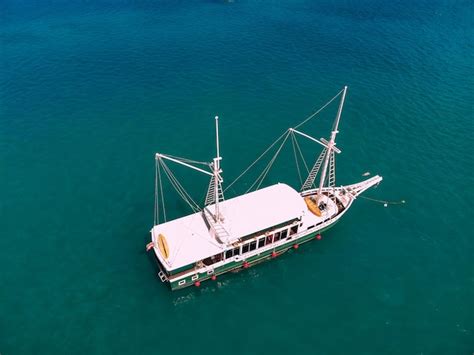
top-left (157, 233), bottom-right (169, 260)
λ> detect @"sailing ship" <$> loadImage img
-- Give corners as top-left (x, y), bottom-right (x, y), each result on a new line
top-left (147, 86), bottom-right (382, 290)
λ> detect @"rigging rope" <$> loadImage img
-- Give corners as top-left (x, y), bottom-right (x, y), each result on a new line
top-left (160, 159), bottom-right (201, 213)
top-left (291, 132), bottom-right (303, 186)
top-left (247, 130), bottom-right (291, 193)
top-left (224, 129), bottom-right (290, 193)
top-left (164, 154), bottom-right (209, 166)
top-left (158, 160), bottom-right (166, 222)
top-left (292, 132), bottom-right (309, 174)
top-left (154, 159), bottom-right (159, 225)
top-left (226, 89), bottom-right (344, 193)
top-left (293, 88), bottom-right (344, 130)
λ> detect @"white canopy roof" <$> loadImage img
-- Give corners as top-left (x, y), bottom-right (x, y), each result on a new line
top-left (151, 183), bottom-right (306, 271)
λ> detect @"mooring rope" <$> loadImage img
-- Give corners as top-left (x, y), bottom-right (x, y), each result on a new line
top-left (359, 195), bottom-right (406, 207)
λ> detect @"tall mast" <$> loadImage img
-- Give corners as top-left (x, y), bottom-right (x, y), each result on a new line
top-left (317, 86), bottom-right (347, 196)
top-left (213, 115), bottom-right (223, 221)
top-left (215, 115), bottom-right (220, 160)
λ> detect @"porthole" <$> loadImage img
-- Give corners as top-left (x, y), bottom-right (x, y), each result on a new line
top-left (178, 280), bottom-right (186, 286)
top-left (191, 275), bottom-right (199, 281)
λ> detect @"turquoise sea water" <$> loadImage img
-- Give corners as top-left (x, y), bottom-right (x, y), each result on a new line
top-left (1, 1), bottom-right (473, 354)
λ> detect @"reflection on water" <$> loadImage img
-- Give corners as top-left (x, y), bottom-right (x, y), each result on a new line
top-left (170, 267), bottom-right (263, 306)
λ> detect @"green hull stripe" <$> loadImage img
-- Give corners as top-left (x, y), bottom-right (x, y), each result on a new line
top-left (169, 223), bottom-right (337, 290)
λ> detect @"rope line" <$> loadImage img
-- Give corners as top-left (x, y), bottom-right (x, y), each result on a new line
top-left (226, 89), bottom-right (343, 193)
top-left (164, 154), bottom-right (209, 166)
top-left (248, 132), bottom-right (290, 192)
top-left (291, 132), bottom-right (303, 186)
top-left (359, 195), bottom-right (406, 207)
top-left (224, 129), bottom-right (290, 193)
top-left (292, 132), bottom-right (309, 174)
top-left (293, 88), bottom-right (344, 130)
top-left (158, 160), bottom-right (166, 222)
top-left (248, 131), bottom-right (291, 193)
top-left (160, 159), bottom-right (201, 213)
top-left (154, 159), bottom-right (159, 225)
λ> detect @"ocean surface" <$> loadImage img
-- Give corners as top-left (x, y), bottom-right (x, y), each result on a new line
top-left (1, 1), bottom-right (473, 354)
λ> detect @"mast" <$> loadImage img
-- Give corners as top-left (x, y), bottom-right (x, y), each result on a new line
top-left (213, 116), bottom-right (223, 221)
top-left (317, 86), bottom-right (347, 197)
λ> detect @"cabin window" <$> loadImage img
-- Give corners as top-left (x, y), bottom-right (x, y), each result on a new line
top-left (178, 280), bottom-right (186, 286)
top-left (202, 257), bottom-right (213, 266)
top-left (225, 250), bottom-right (233, 259)
top-left (258, 238), bottom-right (265, 248)
top-left (266, 234), bottom-right (274, 244)
top-left (191, 275), bottom-right (198, 281)
top-left (290, 225), bottom-right (298, 235)
top-left (249, 241), bottom-right (257, 251)
top-left (307, 225), bottom-right (315, 230)
top-left (203, 253), bottom-right (223, 266)
top-left (281, 229), bottom-right (288, 240)
top-left (242, 243), bottom-right (250, 254)
top-left (274, 232), bottom-right (281, 242)
top-left (233, 247), bottom-right (240, 256)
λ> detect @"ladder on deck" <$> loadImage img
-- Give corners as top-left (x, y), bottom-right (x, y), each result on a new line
top-left (203, 207), bottom-right (231, 244)
top-left (301, 148), bottom-right (327, 191)
top-left (205, 175), bottom-right (224, 206)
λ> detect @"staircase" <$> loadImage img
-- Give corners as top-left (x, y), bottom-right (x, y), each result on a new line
top-left (203, 207), bottom-right (231, 244)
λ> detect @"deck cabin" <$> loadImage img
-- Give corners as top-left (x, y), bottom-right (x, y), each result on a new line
top-left (150, 183), bottom-right (344, 279)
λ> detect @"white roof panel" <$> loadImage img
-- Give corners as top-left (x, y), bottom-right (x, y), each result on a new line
top-left (208, 183), bottom-right (306, 241)
top-left (152, 183), bottom-right (306, 271)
